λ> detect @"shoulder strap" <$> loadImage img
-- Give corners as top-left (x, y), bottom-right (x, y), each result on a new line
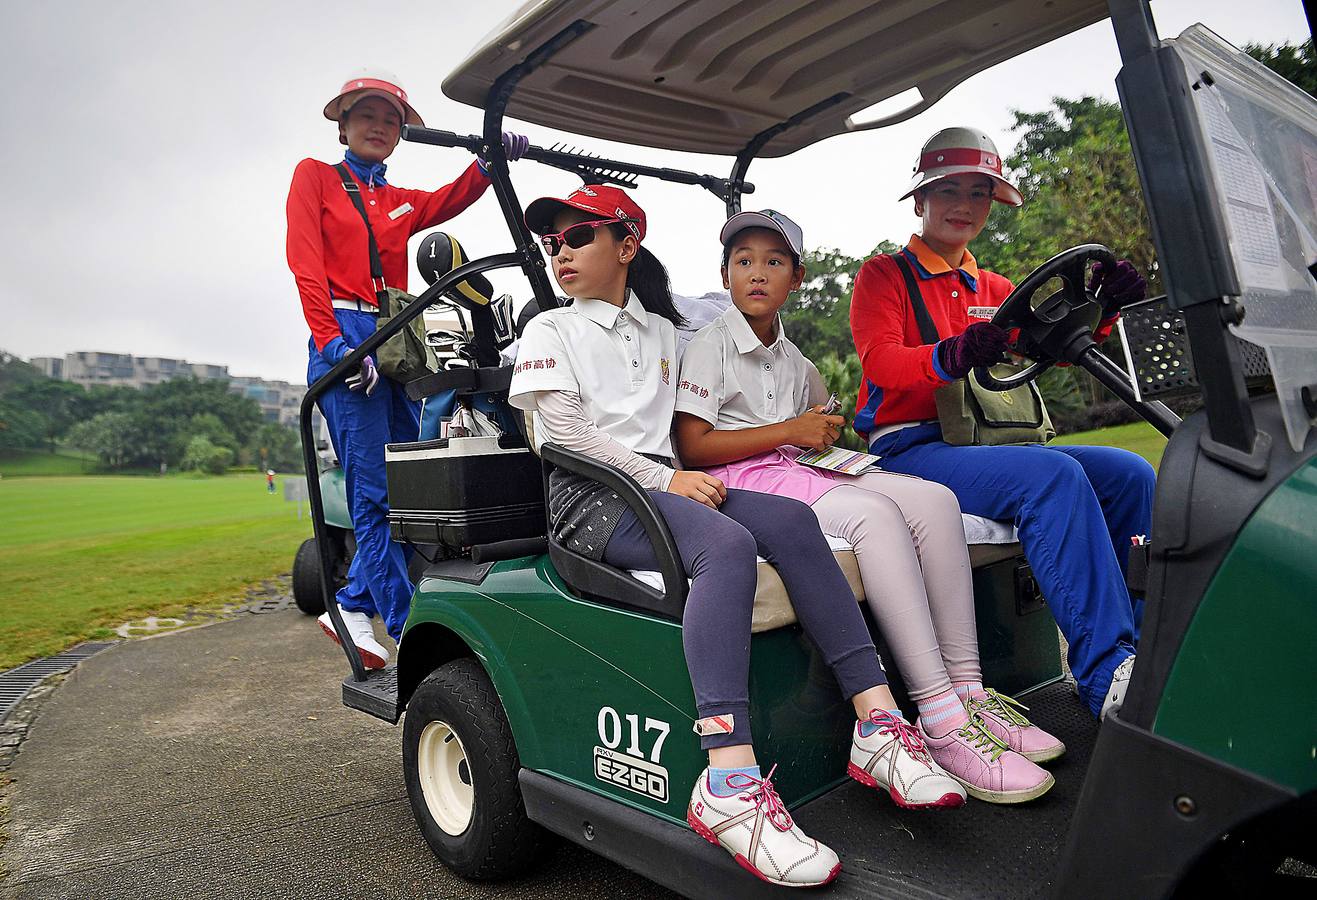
top-left (890, 252), bottom-right (941, 345)
top-left (334, 163), bottom-right (389, 306)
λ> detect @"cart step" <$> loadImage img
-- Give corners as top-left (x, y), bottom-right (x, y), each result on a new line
top-left (342, 666), bottom-right (401, 724)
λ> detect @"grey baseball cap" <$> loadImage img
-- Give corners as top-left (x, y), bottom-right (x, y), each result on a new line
top-left (719, 209), bottom-right (804, 259)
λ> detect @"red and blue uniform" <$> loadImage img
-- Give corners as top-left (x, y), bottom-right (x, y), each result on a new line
top-left (286, 154), bottom-right (490, 640)
top-left (850, 235), bottom-right (1154, 716)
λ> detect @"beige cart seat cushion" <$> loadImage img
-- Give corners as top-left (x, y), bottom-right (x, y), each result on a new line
top-left (629, 518), bottom-right (1022, 633)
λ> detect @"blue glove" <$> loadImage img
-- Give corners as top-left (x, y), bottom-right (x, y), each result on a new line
top-left (344, 353), bottom-right (379, 397)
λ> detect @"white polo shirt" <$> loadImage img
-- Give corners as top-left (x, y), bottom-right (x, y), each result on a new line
top-left (676, 304), bottom-right (827, 429)
top-left (509, 291), bottom-right (678, 458)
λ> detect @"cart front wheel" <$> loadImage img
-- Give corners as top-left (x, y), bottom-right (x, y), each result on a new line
top-left (403, 658), bottom-right (544, 880)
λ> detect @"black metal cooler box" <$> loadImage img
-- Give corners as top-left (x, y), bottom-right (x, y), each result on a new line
top-left (385, 434), bottom-right (545, 550)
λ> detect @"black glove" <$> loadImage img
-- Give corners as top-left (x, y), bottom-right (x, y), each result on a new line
top-left (936, 322), bottom-right (1010, 379)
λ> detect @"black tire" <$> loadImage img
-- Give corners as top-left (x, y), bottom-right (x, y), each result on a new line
top-left (291, 537), bottom-right (328, 616)
top-left (402, 658), bottom-right (544, 880)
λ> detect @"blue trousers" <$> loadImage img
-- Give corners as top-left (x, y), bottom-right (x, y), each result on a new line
top-left (870, 424), bottom-right (1155, 716)
top-left (308, 310), bottom-right (421, 641)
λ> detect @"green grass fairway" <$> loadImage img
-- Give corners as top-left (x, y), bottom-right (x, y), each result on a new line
top-left (1052, 420), bottom-right (1167, 469)
top-left (0, 474), bottom-right (312, 671)
top-left (0, 449), bottom-right (97, 477)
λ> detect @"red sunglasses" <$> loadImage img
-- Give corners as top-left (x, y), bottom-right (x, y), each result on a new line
top-left (539, 217), bottom-right (639, 256)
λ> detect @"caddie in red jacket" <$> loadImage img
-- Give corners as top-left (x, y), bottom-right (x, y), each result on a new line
top-left (286, 68), bottom-right (528, 668)
top-left (849, 126), bottom-right (1154, 720)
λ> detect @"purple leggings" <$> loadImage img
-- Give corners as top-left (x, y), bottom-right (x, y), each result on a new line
top-left (603, 489), bottom-right (886, 750)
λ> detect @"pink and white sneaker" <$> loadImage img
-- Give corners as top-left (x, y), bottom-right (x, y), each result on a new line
top-left (688, 765), bottom-right (841, 887)
top-left (968, 688), bottom-right (1066, 763)
top-left (848, 710), bottom-right (966, 809)
top-left (918, 714), bottom-right (1055, 804)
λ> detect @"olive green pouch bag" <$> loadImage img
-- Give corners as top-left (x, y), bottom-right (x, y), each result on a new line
top-left (892, 253), bottom-right (1054, 447)
top-left (933, 366), bottom-right (1055, 446)
top-left (375, 287), bottom-right (438, 383)
top-left (334, 164), bottom-right (437, 384)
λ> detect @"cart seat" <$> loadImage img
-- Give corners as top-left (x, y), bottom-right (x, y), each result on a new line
top-left (628, 516), bottom-right (1021, 633)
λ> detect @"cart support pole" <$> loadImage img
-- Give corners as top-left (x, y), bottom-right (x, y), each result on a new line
top-left (478, 21), bottom-right (595, 313)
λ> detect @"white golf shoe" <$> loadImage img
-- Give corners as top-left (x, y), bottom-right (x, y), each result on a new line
top-left (317, 607), bottom-right (389, 669)
top-left (688, 765), bottom-right (841, 887)
top-left (848, 710), bottom-right (966, 809)
top-left (1101, 655), bottom-right (1136, 719)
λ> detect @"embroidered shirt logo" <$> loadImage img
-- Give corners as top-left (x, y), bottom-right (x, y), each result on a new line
top-left (967, 306), bottom-right (998, 319)
top-left (660, 357), bottom-right (670, 385)
top-left (679, 379), bottom-right (709, 399)
top-left (514, 357), bottom-right (556, 373)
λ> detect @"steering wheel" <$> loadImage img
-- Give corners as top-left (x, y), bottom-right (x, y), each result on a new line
top-left (974, 244), bottom-right (1118, 391)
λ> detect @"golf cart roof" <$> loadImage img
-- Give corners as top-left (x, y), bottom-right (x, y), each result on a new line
top-left (443, 0), bottom-right (1111, 157)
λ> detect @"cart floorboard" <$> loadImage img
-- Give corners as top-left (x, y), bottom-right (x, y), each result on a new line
top-left (798, 681), bottom-right (1095, 899)
top-left (520, 681), bottom-right (1096, 899)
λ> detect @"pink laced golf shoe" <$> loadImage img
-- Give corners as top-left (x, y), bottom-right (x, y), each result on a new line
top-left (968, 688), bottom-right (1066, 763)
top-left (918, 713), bottom-right (1055, 804)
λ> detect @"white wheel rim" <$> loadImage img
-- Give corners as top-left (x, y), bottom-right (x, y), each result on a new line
top-left (417, 719), bottom-right (475, 835)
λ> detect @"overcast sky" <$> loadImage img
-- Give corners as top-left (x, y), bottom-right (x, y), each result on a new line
top-left (1, 1), bottom-right (1309, 385)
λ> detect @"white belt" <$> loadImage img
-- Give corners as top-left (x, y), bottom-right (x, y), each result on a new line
top-left (866, 419), bottom-right (935, 448)
top-left (331, 297), bottom-right (378, 313)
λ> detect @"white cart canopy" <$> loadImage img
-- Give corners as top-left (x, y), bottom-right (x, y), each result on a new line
top-left (443, 0), bottom-right (1111, 157)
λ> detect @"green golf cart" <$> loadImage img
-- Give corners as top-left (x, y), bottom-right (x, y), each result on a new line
top-left (298, 1), bottom-right (1317, 895)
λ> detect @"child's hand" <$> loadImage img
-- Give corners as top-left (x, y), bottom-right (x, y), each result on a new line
top-left (667, 470), bottom-right (727, 509)
top-left (789, 410), bottom-right (845, 450)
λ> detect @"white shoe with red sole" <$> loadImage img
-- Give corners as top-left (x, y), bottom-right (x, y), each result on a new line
top-left (688, 765), bottom-right (840, 888)
top-left (317, 608), bottom-right (388, 669)
top-left (849, 710), bottom-right (967, 809)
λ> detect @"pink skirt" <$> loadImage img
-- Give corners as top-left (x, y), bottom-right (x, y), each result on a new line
top-left (704, 446), bottom-right (842, 506)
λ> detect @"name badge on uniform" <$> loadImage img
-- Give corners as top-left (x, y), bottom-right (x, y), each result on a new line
top-left (967, 305), bottom-right (998, 319)
top-left (388, 202), bottom-right (414, 221)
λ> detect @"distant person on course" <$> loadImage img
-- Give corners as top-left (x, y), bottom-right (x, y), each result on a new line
top-left (266, 469), bottom-right (276, 494)
top-left (285, 68), bottom-right (527, 668)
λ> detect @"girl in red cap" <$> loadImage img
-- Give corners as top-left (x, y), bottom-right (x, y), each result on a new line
top-left (286, 69), bottom-right (527, 669)
top-left (849, 126), bottom-right (1154, 722)
top-left (510, 186), bottom-right (953, 888)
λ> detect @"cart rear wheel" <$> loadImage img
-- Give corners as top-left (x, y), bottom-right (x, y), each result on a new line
top-left (291, 537), bottom-right (328, 616)
top-left (403, 658), bottom-right (544, 880)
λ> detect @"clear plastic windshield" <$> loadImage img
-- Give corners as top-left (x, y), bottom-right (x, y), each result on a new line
top-left (1173, 25), bottom-right (1317, 451)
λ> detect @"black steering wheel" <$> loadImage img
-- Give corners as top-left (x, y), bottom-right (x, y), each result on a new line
top-left (974, 244), bottom-right (1118, 391)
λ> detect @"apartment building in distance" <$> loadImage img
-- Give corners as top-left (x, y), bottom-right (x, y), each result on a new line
top-left (29, 352), bottom-right (305, 426)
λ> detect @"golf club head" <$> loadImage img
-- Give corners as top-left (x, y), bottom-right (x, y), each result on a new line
top-left (416, 232), bottom-right (495, 310)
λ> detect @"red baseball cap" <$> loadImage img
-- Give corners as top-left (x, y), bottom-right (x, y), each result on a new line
top-left (524, 185), bottom-right (646, 242)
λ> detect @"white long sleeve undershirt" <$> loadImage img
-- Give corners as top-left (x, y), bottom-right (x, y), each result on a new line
top-left (532, 390), bottom-right (676, 492)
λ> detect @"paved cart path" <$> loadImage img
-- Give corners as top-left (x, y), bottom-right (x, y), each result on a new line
top-left (0, 609), bottom-right (673, 900)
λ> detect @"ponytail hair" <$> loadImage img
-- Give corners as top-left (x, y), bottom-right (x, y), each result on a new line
top-left (609, 223), bottom-right (686, 328)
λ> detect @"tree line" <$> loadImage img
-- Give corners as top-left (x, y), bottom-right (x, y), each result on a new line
top-left (781, 41), bottom-right (1313, 447)
top-left (0, 353), bottom-right (303, 474)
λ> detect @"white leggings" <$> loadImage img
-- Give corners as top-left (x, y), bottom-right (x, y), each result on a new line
top-left (810, 472), bottom-right (981, 701)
